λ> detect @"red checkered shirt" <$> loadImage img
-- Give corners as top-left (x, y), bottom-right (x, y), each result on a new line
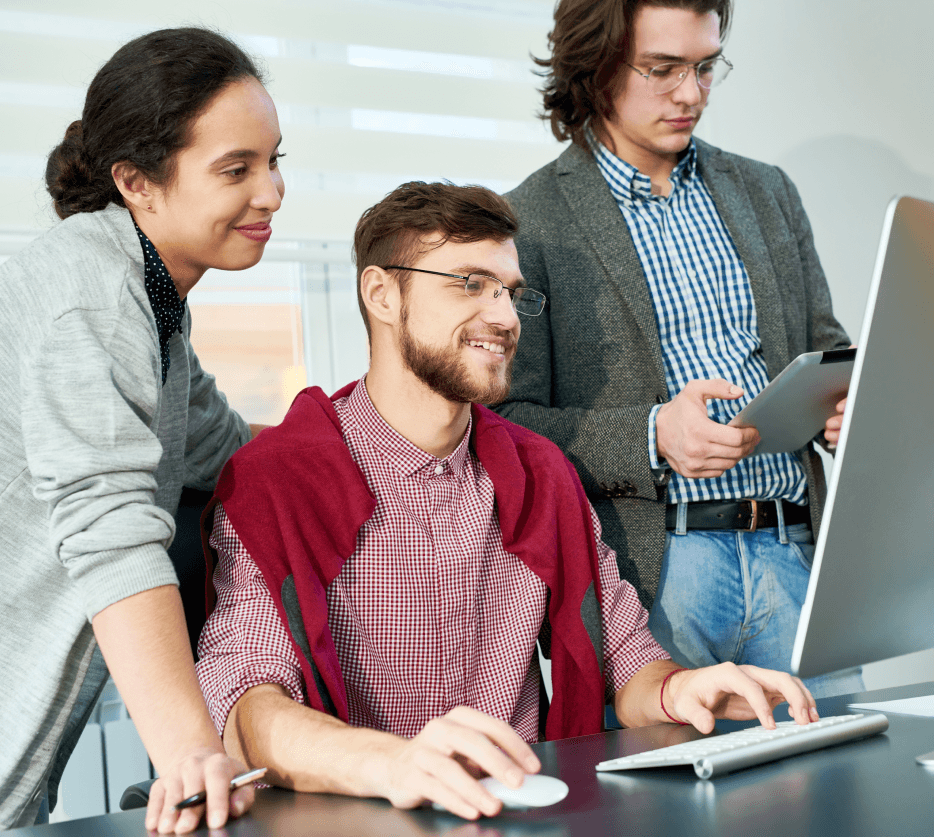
top-left (196, 380), bottom-right (668, 743)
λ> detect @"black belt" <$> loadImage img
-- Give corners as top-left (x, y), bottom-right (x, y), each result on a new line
top-left (665, 500), bottom-right (810, 532)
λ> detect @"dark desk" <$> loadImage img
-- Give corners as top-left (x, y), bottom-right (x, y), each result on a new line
top-left (15, 682), bottom-right (934, 837)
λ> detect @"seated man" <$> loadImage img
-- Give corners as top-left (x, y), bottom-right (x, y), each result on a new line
top-left (196, 182), bottom-right (818, 820)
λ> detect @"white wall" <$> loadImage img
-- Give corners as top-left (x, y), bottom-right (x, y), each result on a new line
top-left (702, 0), bottom-right (934, 342)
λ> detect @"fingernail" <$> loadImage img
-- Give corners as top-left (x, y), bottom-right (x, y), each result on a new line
top-left (525, 755), bottom-right (540, 771)
top-left (507, 768), bottom-right (523, 787)
top-left (209, 811), bottom-right (225, 829)
top-left (810, 707), bottom-right (820, 721)
top-left (233, 798), bottom-right (246, 817)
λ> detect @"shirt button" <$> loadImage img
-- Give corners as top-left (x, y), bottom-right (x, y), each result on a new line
top-left (756, 467), bottom-right (764, 476)
top-left (434, 464), bottom-right (444, 475)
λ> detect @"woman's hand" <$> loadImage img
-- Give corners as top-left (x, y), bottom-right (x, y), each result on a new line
top-left (144, 748), bottom-right (255, 834)
top-left (91, 587), bottom-right (258, 833)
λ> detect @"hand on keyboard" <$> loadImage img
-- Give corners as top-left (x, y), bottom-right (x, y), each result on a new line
top-left (665, 663), bottom-right (819, 734)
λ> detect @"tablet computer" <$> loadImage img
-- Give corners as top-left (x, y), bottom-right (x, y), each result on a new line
top-left (728, 348), bottom-right (856, 456)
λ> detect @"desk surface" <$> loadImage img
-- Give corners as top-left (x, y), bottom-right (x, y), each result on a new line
top-left (15, 682), bottom-right (934, 837)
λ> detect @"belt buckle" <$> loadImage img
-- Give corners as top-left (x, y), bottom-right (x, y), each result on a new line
top-left (745, 499), bottom-right (758, 532)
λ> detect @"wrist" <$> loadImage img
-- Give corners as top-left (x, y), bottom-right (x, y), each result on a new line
top-left (156, 736), bottom-right (226, 776)
top-left (660, 667), bottom-right (690, 725)
top-left (347, 729), bottom-right (407, 799)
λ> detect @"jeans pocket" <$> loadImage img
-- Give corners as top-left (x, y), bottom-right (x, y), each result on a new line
top-left (785, 524), bottom-right (815, 571)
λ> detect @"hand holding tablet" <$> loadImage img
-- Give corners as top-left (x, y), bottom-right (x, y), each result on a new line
top-left (729, 349), bottom-right (856, 456)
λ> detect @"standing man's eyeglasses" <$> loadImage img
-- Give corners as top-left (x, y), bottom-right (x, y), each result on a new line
top-left (626, 55), bottom-right (733, 95)
top-left (382, 266), bottom-right (547, 317)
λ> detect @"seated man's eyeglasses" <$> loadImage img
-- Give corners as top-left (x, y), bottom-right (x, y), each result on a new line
top-left (383, 266), bottom-right (547, 317)
top-left (626, 55), bottom-right (733, 95)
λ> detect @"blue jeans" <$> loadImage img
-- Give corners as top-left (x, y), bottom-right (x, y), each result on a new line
top-left (647, 508), bottom-right (862, 700)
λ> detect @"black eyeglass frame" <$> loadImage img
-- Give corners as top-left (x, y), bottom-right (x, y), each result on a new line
top-left (382, 265), bottom-right (547, 316)
top-left (625, 54), bottom-right (733, 94)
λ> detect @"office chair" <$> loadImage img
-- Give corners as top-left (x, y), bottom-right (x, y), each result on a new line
top-left (119, 778), bottom-right (156, 810)
top-left (167, 486), bottom-right (215, 658)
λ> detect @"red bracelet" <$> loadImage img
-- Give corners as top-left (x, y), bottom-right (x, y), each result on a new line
top-left (660, 667), bottom-right (690, 725)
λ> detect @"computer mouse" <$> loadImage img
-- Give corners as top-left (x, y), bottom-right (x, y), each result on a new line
top-left (479, 774), bottom-right (569, 809)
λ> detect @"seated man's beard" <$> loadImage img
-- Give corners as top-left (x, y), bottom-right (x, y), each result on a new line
top-left (398, 314), bottom-right (513, 406)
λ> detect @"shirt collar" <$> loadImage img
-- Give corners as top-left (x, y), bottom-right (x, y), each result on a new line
top-left (346, 378), bottom-right (473, 479)
top-left (134, 221), bottom-right (186, 385)
top-left (587, 126), bottom-right (698, 207)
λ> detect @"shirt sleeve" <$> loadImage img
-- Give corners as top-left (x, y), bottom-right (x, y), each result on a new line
top-left (647, 403), bottom-right (664, 470)
top-left (196, 503), bottom-right (307, 737)
top-left (592, 504), bottom-right (670, 700)
top-left (181, 315), bottom-right (251, 491)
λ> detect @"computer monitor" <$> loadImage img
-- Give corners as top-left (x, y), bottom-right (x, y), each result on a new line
top-left (791, 195), bottom-right (934, 679)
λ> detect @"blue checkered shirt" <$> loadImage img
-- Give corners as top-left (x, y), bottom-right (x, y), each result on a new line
top-left (589, 133), bottom-right (807, 505)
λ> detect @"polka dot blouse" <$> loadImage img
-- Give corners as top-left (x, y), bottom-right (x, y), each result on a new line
top-left (134, 222), bottom-right (186, 386)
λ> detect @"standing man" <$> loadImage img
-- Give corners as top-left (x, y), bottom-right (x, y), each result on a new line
top-left (495, 0), bottom-right (855, 694)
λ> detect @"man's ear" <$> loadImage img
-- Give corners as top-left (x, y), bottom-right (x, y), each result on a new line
top-left (360, 265), bottom-right (401, 328)
top-left (111, 162), bottom-right (156, 213)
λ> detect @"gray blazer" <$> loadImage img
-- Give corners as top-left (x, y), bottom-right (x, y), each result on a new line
top-left (496, 140), bottom-right (849, 608)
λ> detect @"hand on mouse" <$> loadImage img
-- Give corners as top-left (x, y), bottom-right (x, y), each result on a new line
top-left (376, 705), bottom-right (541, 820)
top-left (663, 663), bottom-right (819, 734)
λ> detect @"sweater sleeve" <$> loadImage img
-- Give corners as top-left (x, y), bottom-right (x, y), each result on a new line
top-left (20, 306), bottom-right (179, 620)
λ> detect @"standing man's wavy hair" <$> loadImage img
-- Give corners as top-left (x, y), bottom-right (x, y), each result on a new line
top-left (535, 0), bottom-right (733, 148)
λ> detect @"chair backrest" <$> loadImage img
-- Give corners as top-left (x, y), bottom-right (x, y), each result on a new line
top-left (167, 486), bottom-right (216, 657)
top-left (119, 778), bottom-right (156, 810)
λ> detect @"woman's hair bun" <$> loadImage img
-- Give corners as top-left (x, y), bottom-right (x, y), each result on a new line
top-left (45, 120), bottom-right (112, 220)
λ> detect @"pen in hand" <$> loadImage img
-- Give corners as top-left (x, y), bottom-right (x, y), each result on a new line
top-left (174, 767), bottom-right (267, 810)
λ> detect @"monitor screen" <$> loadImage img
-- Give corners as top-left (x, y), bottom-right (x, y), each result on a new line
top-left (792, 195), bottom-right (934, 679)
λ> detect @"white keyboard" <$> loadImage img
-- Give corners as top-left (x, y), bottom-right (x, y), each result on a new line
top-left (596, 713), bottom-right (889, 779)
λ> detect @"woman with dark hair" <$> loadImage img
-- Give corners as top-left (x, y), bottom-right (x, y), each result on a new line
top-left (0, 27), bottom-right (285, 832)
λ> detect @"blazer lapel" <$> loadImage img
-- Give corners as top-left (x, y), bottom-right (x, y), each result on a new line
top-left (696, 140), bottom-right (790, 378)
top-left (555, 145), bottom-right (666, 384)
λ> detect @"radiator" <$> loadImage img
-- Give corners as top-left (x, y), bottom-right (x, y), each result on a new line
top-left (51, 680), bottom-right (153, 822)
